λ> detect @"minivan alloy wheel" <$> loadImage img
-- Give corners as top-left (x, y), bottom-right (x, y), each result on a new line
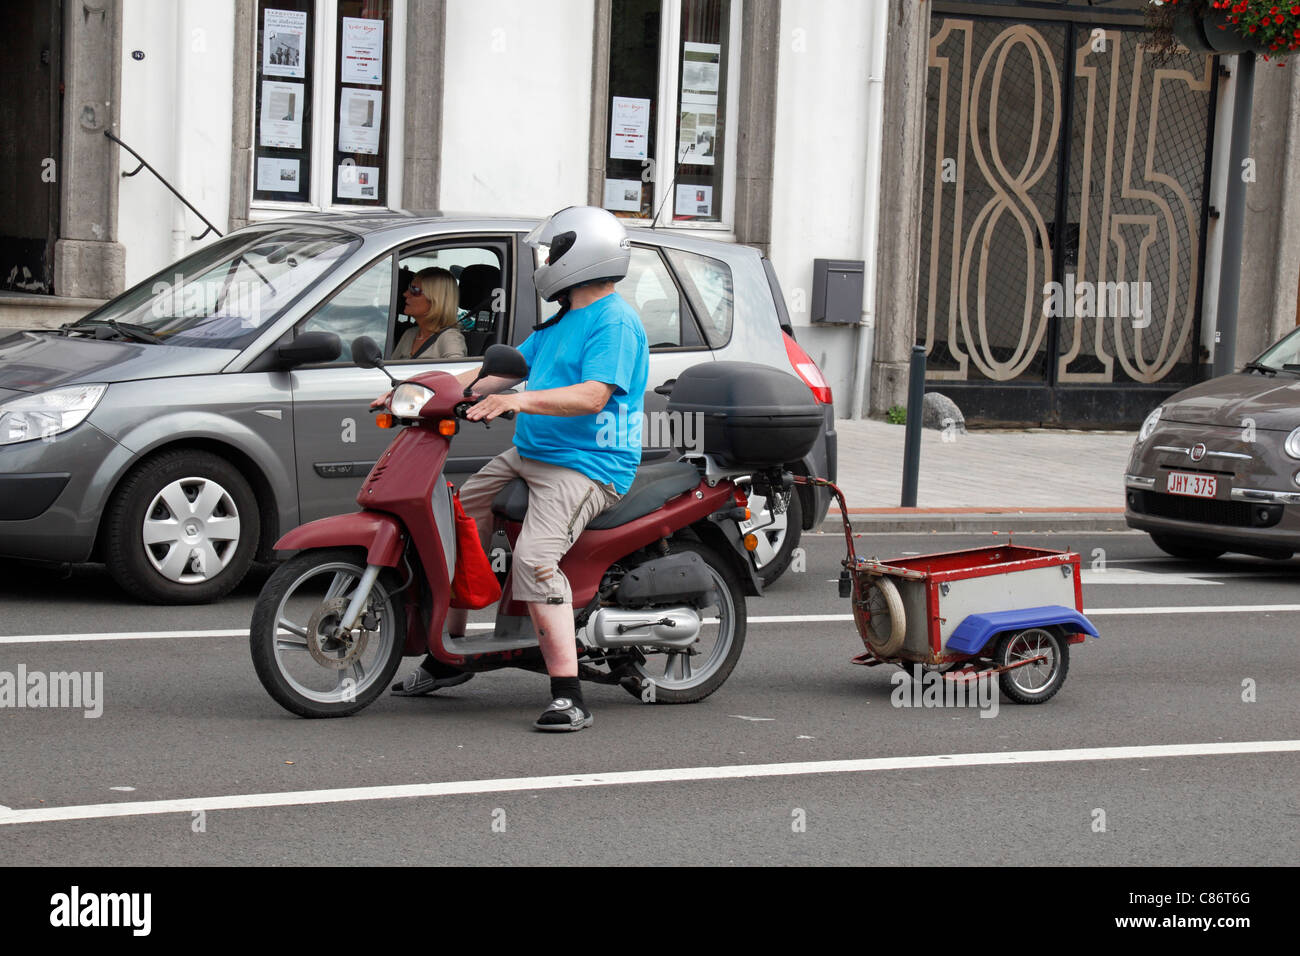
top-left (104, 448), bottom-right (260, 604)
top-left (142, 476), bottom-right (242, 583)
top-left (737, 481), bottom-right (803, 586)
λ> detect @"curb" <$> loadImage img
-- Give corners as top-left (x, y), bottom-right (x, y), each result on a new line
top-left (818, 510), bottom-right (1131, 534)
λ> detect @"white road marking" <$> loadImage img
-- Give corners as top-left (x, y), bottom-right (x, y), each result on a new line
top-left (1081, 568), bottom-right (1222, 586)
top-left (1085, 604), bottom-right (1300, 616)
top-left (728, 715), bottom-right (775, 721)
top-left (0, 628), bottom-right (248, 644)
top-left (4, 605), bottom-right (1300, 644)
top-left (1, 740), bottom-right (1294, 827)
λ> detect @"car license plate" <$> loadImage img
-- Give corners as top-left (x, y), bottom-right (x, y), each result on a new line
top-left (1167, 471), bottom-right (1217, 498)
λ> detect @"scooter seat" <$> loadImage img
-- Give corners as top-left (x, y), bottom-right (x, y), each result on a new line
top-left (490, 461), bottom-right (701, 530)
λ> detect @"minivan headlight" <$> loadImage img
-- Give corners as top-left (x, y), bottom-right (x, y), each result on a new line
top-left (389, 382), bottom-right (434, 418)
top-left (0, 384), bottom-right (107, 445)
top-left (1285, 426), bottom-right (1300, 459)
top-left (1138, 406), bottom-right (1163, 442)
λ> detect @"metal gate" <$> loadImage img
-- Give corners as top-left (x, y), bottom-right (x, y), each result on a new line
top-left (916, 15), bottom-right (1218, 426)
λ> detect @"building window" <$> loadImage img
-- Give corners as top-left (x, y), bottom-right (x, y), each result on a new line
top-left (603, 0), bottom-right (739, 227)
top-left (252, 0), bottom-right (404, 212)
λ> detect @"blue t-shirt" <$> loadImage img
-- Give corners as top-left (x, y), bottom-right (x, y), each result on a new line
top-left (514, 292), bottom-right (649, 494)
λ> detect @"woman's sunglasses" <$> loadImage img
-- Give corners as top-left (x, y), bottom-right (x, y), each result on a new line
top-left (406, 283), bottom-right (424, 297)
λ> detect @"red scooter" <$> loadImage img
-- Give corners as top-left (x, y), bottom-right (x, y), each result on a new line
top-left (250, 339), bottom-right (774, 718)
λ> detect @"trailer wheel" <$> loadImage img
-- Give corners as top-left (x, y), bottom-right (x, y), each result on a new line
top-left (857, 576), bottom-right (905, 657)
top-left (995, 628), bottom-right (1069, 704)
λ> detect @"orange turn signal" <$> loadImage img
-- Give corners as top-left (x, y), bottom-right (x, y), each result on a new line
top-left (743, 533), bottom-right (758, 551)
top-left (438, 419), bottom-right (457, 436)
top-left (375, 413), bottom-right (395, 429)
top-left (744, 508), bottom-right (751, 520)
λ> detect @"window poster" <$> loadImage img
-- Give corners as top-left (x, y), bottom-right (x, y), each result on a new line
top-left (263, 8), bottom-right (307, 78)
top-left (675, 183), bottom-right (713, 218)
top-left (259, 80), bottom-right (305, 149)
top-left (679, 41), bottom-right (720, 166)
top-left (337, 163), bottom-right (380, 200)
top-left (341, 17), bottom-right (384, 85)
top-left (603, 178), bottom-right (643, 213)
top-left (338, 88), bottom-right (382, 154)
top-left (609, 96), bottom-right (651, 161)
top-left (257, 157), bottom-right (301, 192)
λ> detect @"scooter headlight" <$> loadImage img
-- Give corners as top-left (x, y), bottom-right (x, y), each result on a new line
top-left (1138, 406), bottom-right (1163, 443)
top-left (388, 382), bottom-right (434, 418)
top-left (0, 383), bottom-right (107, 445)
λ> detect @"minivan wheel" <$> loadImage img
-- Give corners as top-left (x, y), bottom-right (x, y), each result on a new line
top-left (738, 480), bottom-right (803, 586)
top-left (1149, 532), bottom-right (1225, 562)
top-left (104, 449), bottom-right (260, 604)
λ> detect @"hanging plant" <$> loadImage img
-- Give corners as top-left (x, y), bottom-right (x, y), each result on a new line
top-left (1146, 0), bottom-right (1298, 63)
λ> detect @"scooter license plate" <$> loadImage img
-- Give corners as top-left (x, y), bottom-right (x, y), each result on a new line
top-left (1167, 471), bottom-right (1217, 498)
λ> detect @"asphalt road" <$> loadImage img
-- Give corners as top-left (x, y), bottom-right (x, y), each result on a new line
top-left (1, 530), bottom-right (1297, 866)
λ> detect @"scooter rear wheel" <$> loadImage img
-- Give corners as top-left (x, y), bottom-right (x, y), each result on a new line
top-left (250, 548), bottom-right (407, 718)
top-left (617, 541), bottom-right (747, 704)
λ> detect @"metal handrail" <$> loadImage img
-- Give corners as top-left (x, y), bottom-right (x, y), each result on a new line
top-left (104, 130), bottom-right (224, 242)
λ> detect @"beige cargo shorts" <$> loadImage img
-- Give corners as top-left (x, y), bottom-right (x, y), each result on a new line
top-left (457, 446), bottom-right (621, 605)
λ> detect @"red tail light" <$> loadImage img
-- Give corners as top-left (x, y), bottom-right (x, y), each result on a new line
top-left (783, 333), bottom-right (833, 405)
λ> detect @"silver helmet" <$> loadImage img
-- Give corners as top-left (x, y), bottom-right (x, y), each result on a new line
top-left (524, 206), bottom-right (631, 302)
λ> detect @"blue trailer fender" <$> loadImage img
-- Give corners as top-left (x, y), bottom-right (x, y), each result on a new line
top-left (947, 605), bottom-right (1100, 656)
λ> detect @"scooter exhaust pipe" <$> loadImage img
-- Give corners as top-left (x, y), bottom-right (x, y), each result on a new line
top-left (587, 607), bottom-right (700, 649)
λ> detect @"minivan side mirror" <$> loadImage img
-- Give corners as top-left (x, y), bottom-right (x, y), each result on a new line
top-left (277, 330), bottom-right (341, 368)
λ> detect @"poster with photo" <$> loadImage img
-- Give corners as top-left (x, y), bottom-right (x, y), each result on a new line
top-left (259, 80), bottom-right (305, 149)
top-left (263, 8), bottom-right (306, 78)
top-left (679, 42), bottom-right (720, 166)
top-left (603, 178), bottom-right (643, 213)
top-left (675, 184), bottom-right (713, 218)
top-left (257, 157), bottom-right (301, 192)
top-left (337, 164), bottom-right (380, 200)
top-left (341, 17), bottom-right (384, 85)
top-left (609, 96), bottom-right (651, 161)
top-left (338, 88), bottom-right (382, 154)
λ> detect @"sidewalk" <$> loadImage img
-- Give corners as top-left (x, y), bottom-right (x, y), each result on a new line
top-left (823, 419), bottom-right (1136, 533)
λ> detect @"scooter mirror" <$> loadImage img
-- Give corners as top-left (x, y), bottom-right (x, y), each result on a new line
top-left (465, 344), bottom-right (530, 396)
top-left (480, 344), bottom-right (529, 381)
top-left (352, 336), bottom-right (385, 369)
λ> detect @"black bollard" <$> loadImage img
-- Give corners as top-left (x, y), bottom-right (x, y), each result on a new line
top-left (900, 345), bottom-right (925, 507)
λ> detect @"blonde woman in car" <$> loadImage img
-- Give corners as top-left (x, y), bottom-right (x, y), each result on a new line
top-left (391, 267), bottom-right (468, 360)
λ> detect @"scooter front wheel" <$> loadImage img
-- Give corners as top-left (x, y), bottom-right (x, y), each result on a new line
top-left (250, 548), bottom-right (407, 718)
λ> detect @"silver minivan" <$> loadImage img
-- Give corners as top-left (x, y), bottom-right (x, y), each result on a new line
top-left (0, 213), bottom-right (836, 603)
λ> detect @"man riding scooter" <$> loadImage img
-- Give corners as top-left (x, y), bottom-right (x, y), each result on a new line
top-left (391, 205), bottom-right (649, 732)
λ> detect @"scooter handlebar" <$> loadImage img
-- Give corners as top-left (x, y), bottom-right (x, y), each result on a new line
top-left (454, 396), bottom-right (516, 422)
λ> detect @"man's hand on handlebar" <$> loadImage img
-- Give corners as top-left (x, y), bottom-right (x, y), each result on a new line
top-left (465, 392), bottom-right (522, 422)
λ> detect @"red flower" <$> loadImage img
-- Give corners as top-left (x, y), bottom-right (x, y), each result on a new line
top-left (1293, 4), bottom-right (1300, 13)
top-left (1277, 14), bottom-right (1286, 23)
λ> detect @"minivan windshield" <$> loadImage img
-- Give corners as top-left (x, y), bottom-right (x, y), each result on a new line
top-left (71, 226), bottom-right (359, 350)
top-left (1254, 327), bottom-right (1300, 372)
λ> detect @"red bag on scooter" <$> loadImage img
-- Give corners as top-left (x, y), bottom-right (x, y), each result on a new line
top-left (449, 487), bottom-right (501, 610)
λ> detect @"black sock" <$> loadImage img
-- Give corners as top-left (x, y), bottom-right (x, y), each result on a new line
top-left (550, 676), bottom-right (586, 715)
top-left (420, 651), bottom-right (463, 678)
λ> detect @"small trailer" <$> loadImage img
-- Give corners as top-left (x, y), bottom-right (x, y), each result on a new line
top-left (795, 477), bottom-right (1098, 703)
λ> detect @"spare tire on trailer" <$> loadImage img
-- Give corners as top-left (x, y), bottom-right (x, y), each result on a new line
top-left (854, 575), bottom-right (906, 657)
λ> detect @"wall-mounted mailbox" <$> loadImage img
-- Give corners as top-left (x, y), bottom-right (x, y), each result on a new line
top-left (811, 258), bottom-right (864, 325)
